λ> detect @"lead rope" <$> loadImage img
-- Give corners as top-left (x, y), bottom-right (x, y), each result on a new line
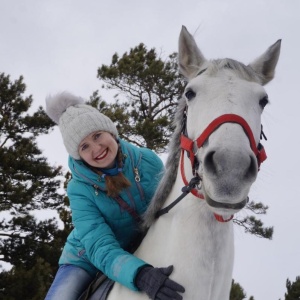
top-left (155, 176), bottom-right (201, 219)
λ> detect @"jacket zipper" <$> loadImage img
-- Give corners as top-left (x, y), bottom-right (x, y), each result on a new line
top-left (126, 146), bottom-right (145, 201)
top-left (134, 167), bottom-right (140, 182)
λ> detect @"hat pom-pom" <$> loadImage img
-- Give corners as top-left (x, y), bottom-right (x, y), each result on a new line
top-left (45, 92), bottom-right (84, 124)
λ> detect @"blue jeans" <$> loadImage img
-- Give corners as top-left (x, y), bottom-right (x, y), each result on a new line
top-left (45, 264), bottom-right (94, 300)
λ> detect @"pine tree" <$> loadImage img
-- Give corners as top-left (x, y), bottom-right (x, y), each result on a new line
top-left (230, 279), bottom-right (247, 300)
top-left (285, 276), bottom-right (300, 299)
top-left (97, 43), bottom-right (185, 153)
top-left (230, 280), bottom-right (255, 300)
top-left (0, 73), bottom-right (68, 298)
top-left (233, 203), bottom-right (273, 239)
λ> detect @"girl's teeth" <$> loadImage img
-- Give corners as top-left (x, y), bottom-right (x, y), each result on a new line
top-left (96, 149), bottom-right (107, 159)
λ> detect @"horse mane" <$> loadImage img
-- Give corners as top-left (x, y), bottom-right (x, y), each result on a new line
top-left (143, 96), bottom-right (186, 228)
top-left (142, 58), bottom-right (261, 228)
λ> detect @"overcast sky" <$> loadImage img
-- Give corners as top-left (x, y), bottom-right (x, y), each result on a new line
top-left (1, 1), bottom-right (299, 299)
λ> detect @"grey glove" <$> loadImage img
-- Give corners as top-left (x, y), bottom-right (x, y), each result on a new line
top-left (135, 265), bottom-right (185, 300)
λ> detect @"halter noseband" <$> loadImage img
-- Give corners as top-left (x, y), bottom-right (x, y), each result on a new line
top-left (181, 113), bottom-right (267, 173)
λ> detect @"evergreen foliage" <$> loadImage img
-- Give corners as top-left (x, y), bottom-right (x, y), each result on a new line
top-left (230, 280), bottom-right (255, 300)
top-left (96, 43), bottom-right (185, 153)
top-left (233, 201), bottom-right (273, 240)
top-left (0, 73), bottom-right (69, 298)
top-left (285, 276), bottom-right (300, 299)
top-left (230, 279), bottom-right (247, 299)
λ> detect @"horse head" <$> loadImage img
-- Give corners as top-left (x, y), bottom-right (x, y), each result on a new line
top-left (178, 26), bottom-right (281, 218)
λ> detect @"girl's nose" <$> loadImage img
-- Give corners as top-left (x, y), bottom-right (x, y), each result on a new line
top-left (91, 141), bottom-right (100, 152)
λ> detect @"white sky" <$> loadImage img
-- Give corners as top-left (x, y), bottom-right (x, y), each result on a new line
top-left (0, 1), bottom-right (299, 299)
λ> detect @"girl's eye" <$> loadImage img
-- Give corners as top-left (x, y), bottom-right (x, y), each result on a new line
top-left (259, 96), bottom-right (269, 109)
top-left (185, 89), bottom-right (196, 101)
top-left (81, 144), bottom-right (88, 151)
top-left (94, 133), bottom-right (102, 140)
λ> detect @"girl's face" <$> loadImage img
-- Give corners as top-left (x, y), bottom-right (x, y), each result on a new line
top-left (78, 131), bottom-right (118, 169)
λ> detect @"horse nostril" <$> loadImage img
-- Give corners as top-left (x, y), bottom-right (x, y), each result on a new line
top-left (244, 155), bottom-right (258, 180)
top-left (204, 151), bottom-right (217, 176)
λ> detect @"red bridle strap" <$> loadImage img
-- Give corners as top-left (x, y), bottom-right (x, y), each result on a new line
top-left (180, 149), bottom-right (204, 199)
top-left (181, 113), bottom-right (267, 169)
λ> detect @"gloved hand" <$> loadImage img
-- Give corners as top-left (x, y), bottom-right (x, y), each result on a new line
top-left (135, 265), bottom-right (185, 300)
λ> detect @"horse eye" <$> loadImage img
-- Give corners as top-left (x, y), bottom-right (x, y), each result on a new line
top-left (259, 96), bottom-right (269, 109)
top-left (259, 96), bottom-right (269, 108)
top-left (185, 90), bottom-right (196, 101)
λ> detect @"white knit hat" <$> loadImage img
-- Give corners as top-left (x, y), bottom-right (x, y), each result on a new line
top-left (45, 92), bottom-right (118, 159)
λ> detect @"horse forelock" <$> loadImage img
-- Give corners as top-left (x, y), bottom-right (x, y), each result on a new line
top-left (142, 97), bottom-right (187, 228)
top-left (205, 58), bottom-right (263, 83)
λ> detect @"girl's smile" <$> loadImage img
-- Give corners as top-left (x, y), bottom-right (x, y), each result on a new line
top-left (79, 131), bottom-right (118, 168)
top-left (95, 148), bottom-right (108, 160)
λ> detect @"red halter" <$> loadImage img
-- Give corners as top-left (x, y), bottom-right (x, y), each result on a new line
top-left (180, 113), bottom-right (267, 222)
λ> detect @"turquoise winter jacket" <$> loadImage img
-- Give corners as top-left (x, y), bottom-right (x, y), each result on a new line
top-left (59, 139), bottom-right (164, 291)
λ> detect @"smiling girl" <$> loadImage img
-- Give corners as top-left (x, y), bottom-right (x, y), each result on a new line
top-left (44, 93), bottom-right (184, 300)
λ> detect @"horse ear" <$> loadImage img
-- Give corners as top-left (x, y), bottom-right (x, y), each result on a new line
top-left (248, 39), bottom-right (281, 85)
top-left (178, 26), bottom-right (207, 79)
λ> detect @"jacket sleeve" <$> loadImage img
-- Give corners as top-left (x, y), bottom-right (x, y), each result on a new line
top-left (67, 180), bottom-right (148, 291)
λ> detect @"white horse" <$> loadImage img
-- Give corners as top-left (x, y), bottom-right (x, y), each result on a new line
top-left (106, 26), bottom-right (281, 300)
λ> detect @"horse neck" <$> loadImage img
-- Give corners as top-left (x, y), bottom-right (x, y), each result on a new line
top-left (135, 156), bottom-right (235, 299)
